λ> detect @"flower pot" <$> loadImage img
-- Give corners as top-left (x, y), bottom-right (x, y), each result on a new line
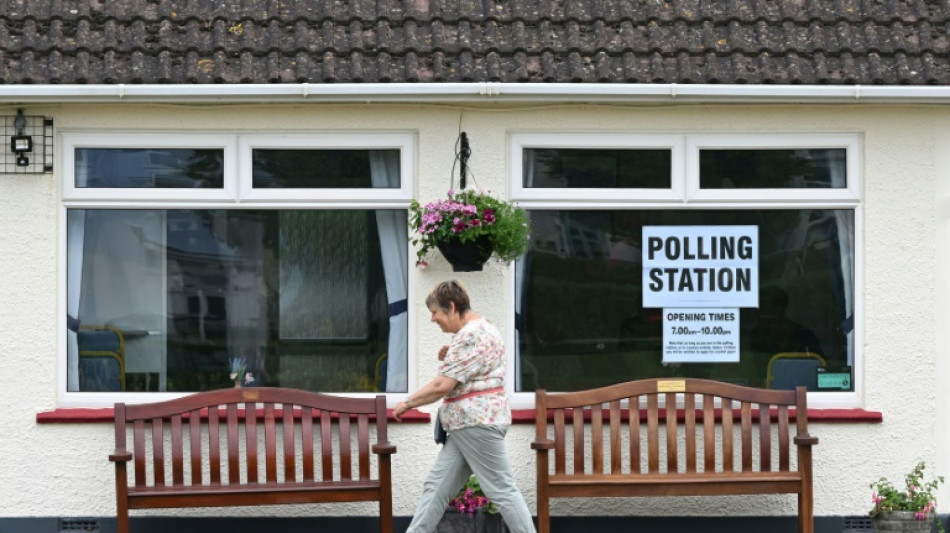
top-left (872, 511), bottom-right (936, 532)
top-left (436, 507), bottom-right (507, 533)
top-left (436, 235), bottom-right (493, 272)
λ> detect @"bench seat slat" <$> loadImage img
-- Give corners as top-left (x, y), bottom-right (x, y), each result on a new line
top-left (127, 480), bottom-right (383, 509)
top-left (549, 471), bottom-right (803, 485)
top-left (548, 473), bottom-right (803, 498)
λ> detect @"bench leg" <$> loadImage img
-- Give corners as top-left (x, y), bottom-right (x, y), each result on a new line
top-left (116, 508), bottom-right (129, 533)
top-left (380, 497), bottom-right (393, 533)
top-left (799, 492), bottom-right (814, 533)
top-left (537, 496), bottom-right (549, 533)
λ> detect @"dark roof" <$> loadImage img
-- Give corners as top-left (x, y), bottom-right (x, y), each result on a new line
top-left (0, 0), bottom-right (948, 86)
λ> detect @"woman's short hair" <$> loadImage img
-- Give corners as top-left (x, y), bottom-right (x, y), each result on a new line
top-left (426, 280), bottom-right (471, 314)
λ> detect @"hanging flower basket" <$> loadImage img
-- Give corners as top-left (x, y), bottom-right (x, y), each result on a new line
top-left (436, 235), bottom-right (494, 272)
top-left (409, 188), bottom-right (530, 271)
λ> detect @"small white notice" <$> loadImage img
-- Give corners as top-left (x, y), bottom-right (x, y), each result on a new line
top-left (662, 308), bottom-right (740, 363)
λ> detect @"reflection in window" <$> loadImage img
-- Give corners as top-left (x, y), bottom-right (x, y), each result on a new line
top-left (699, 149), bottom-right (846, 189)
top-left (516, 209), bottom-right (854, 392)
top-left (524, 149), bottom-right (671, 188)
top-left (67, 208), bottom-right (407, 393)
top-left (75, 148), bottom-right (224, 188)
top-left (253, 149), bottom-right (400, 188)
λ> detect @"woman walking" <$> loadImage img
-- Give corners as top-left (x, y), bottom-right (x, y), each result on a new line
top-left (393, 280), bottom-right (535, 533)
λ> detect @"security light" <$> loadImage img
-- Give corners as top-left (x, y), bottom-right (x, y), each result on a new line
top-left (11, 109), bottom-right (31, 166)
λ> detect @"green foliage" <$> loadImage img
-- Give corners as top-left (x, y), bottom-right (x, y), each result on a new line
top-left (409, 189), bottom-right (530, 266)
top-left (870, 462), bottom-right (945, 532)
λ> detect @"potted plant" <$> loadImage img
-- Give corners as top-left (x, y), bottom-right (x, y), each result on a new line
top-left (870, 462), bottom-right (945, 532)
top-left (409, 188), bottom-right (531, 272)
top-left (437, 476), bottom-right (506, 533)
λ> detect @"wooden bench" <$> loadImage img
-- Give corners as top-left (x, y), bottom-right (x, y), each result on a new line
top-left (110, 387), bottom-right (396, 533)
top-left (532, 378), bottom-right (817, 533)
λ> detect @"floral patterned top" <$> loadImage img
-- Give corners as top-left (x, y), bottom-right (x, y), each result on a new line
top-left (438, 317), bottom-right (510, 431)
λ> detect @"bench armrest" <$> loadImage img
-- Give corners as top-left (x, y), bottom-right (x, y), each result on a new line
top-left (372, 442), bottom-right (397, 455)
top-left (793, 434), bottom-right (819, 446)
top-left (531, 439), bottom-right (555, 451)
top-left (110, 450), bottom-right (133, 462)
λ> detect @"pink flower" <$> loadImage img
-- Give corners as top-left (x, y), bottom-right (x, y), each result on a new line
top-left (482, 209), bottom-right (495, 224)
top-left (416, 260), bottom-right (428, 269)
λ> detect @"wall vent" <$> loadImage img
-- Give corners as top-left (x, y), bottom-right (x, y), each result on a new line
top-left (59, 518), bottom-right (100, 532)
top-left (842, 515), bottom-right (873, 532)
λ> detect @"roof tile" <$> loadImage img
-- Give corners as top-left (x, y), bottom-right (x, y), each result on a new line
top-left (0, 0), bottom-right (947, 85)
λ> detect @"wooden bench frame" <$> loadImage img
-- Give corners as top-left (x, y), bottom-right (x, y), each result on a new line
top-left (110, 387), bottom-right (396, 533)
top-left (532, 378), bottom-right (817, 533)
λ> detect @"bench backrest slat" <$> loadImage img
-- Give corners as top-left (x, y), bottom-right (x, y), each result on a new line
top-left (264, 402), bottom-right (277, 483)
top-left (591, 404), bottom-right (603, 474)
top-left (759, 403), bottom-right (771, 471)
top-left (133, 420), bottom-right (146, 486)
top-left (684, 393), bottom-right (696, 473)
top-left (189, 409), bottom-right (202, 485)
top-left (629, 397), bottom-right (640, 473)
top-left (535, 378), bottom-right (808, 477)
top-left (171, 414), bottom-right (184, 485)
top-left (358, 415), bottom-right (370, 480)
top-left (283, 404), bottom-right (296, 483)
top-left (646, 395), bottom-right (659, 473)
top-left (572, 410), bottom-right (584, 474)
top-left (609, 401), bottom-right (621, 475)
top-left (778, 405), bottom-right (790, 471)
top-left (116, 388), bottom-right (389, 490)
top-left (665, 393), bottom-right (677, 473)
top-left (702, 395), bottom-right (715, 472)
top-left (246, 402), bottom-right (259, 483)
top-left (340, 415), bottom-right (352, 480)
top-left (209, 408), bottom-right (221, 484)
top-left (321, 410), bottom-right (333, 481)
top-left (227, 404), bottom-right (240, 483)
top-left (722, 401), bottom-right (734, 471)
top-left (152, 418), bottom-right (165, 486)
top-left (740, 402), bottom-right (752, 471)
top-left (302, 409), bottom-right (314, 481)
top-left (554, 410), bottom-right (566, 475)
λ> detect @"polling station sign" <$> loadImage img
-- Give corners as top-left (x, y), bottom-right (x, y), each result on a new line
top-left (642, 225), bottom-right (759, 308)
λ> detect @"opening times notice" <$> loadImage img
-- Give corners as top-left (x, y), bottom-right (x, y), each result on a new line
top-left (662, 308), bottom-right (740, 363)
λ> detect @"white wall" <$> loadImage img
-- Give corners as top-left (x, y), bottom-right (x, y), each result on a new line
top-left (1, 102), bottom-right (947, 519)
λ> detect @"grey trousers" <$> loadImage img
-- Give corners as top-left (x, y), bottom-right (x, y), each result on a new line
top-left (404, 424), bottom-right (536, 533)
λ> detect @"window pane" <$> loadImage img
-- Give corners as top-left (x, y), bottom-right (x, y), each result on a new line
top-left (517, 209), bottom-right (854, 392)
top-left (67, 208), bottom-right (407, 393)
top-left (75, 149), bottom-right (224, 188)
top-left (699, 149), bottom-right (846, 189)
top-left (524, 148), bottom-right (671, 188)
top-left (252, 149), bottom-right (400, 188)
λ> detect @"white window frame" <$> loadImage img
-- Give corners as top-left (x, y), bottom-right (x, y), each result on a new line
top-left (62, 132), bottom-right (240, 203)
top-left (59, 131), bottom-right (417, 407)
top-left (238, 133), bottom-right (414, 204)
top-left (511, 133), bottom-right (686, 204)
top-left (507, 132), bottom-right (863, 409)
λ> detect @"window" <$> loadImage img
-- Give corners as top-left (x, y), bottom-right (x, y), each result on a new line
top-left (62, 133), bottom-right (413, 403)
top-left (511, 133), bottom-right (860, 407)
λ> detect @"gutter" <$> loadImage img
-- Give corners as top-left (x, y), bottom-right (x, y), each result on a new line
top-left (0, 83), bottom-right (950, 104)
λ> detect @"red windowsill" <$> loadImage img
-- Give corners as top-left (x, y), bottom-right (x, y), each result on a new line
top-left (36, 407), bottom-right (881, 424)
